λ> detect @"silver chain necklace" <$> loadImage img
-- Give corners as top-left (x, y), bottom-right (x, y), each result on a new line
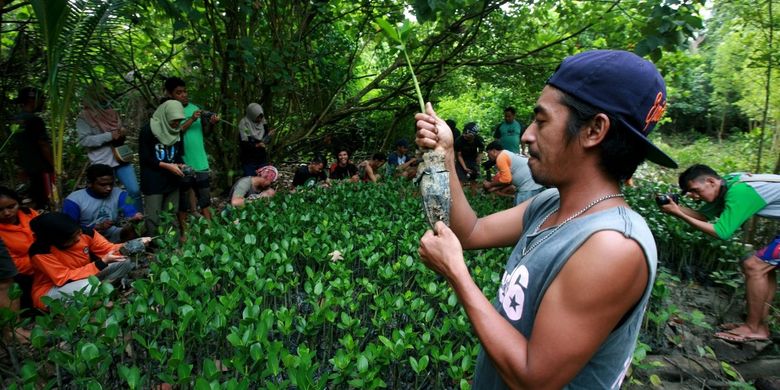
top-left (521, 193), bottom-right (624, 257)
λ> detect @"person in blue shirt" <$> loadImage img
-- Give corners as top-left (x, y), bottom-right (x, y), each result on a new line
top-left (63, 164), bottom-right (142, 243)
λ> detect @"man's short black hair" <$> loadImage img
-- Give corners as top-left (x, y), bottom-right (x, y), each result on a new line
top-left (486, 141), bottom-right (503, 151)
top-left (86, 164), bottom-right (114, 183)
top-left (372, 153), bottom-right (386, 161)
top-left (679, 164), bottom-right (720, 193)
top-left (164, 77), bottom-right (186, 94)
top-left (312, 154), bottom-right (326, 165)
top-left (559, 90), bottom-right (647, 182)
top-left (504, 106), bottom-right (516, 115)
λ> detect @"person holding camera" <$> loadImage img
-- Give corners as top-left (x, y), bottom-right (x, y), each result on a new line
top-left (76, 83), bottom-right (142, 210)
top-left (163, 77), bottom-right (219, 226)
top-left (139, 100), bottom-right (187, 236)
top-left (659, 164), bottom-right (780, 343)
top-left (238, 102), bottom-right (275, 177)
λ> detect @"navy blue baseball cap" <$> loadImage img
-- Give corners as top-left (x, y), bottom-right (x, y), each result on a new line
top-left (547, 50), bottom-right (677, 168)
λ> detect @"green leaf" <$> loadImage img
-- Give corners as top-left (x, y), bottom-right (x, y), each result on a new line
top-left (357, 354), bottom-right (368, 372)
top-left (375, 18), bottom-right (401, 44)
top-left (80, 342), bottom-right (100, 361)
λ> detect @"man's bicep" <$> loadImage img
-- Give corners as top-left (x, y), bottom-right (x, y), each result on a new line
top-left (524, 232), bottom-right (648, 386)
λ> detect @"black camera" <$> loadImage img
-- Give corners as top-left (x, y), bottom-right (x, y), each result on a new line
top-left (181, 165), bottom-right (196, 177)
top-left (655, 193), bottom-right (680, 206)
top-left (201, 111), bottom-right (216, 122)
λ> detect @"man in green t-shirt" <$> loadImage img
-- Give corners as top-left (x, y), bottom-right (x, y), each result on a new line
top-left (660, 164), bottom-right (780, 343)
top-left (163, 77), bottom-right (220, 228)
top-left (493, 106), bottom-right (523, 154)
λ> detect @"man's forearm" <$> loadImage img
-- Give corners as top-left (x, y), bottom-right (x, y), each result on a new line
top-left (675, 211), bottom-right (719, 238)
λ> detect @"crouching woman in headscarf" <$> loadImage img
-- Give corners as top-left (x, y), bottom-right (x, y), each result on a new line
top-left (28, 213), bottom-right (147, 310)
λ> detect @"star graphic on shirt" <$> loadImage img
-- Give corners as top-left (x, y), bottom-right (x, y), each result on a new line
top-left (509, 295), bottom-right (520, 311)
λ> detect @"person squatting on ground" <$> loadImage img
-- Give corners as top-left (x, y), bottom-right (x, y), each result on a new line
top-left (659, 164), bottom-right (780, 343)
top-left (76, 83), bottom-right (143, 209)
top-left (329, 149), bottom-right (359, 182)
top-left (230, 166), bottom-right (279, 207)
top-left (139, 100), bottom-right (187, 236)
top-left (358, 153), bottom-right (387, 183)
top-left (483, 141), bottom-right (543, 206)
top-left (238, 103), bottom-right (275, 177)
top-left (0, 186), bottom-right (38, 311)
top-left (292, 155), bottom-right (330, 190)
top-left (386, 139), bottom-right (417, 179)
top-left (12, 87), bottom-right (54, 209)
top-left (455, 122), bottom-right (485, 185)
top-left (63, 164), bottom-right (143, 243)
top-left (162, 77), bottom-right (218, 228)
top-left (415, 50), bottom-right (677, 388)
top-left (28, 213), bottom-right (150, 311)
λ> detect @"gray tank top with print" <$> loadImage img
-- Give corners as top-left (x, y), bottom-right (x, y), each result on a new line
top-left (473, 189), bottom-right (657, 389)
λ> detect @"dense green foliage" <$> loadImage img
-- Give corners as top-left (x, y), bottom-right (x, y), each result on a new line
top-left (9, 181), bottom-right (513, 388)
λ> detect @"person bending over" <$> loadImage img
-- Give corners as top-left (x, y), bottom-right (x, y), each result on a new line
top-left (230, 166), bottom-right (279, 207)
top-left (660, 164), bottom-right (779, 343)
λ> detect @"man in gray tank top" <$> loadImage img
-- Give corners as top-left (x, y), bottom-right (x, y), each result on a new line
top-left (414, 50), bottom-right (677, 389)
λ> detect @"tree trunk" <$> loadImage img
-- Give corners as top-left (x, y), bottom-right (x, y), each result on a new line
top-left (755, 0), bottom-right (773, 172)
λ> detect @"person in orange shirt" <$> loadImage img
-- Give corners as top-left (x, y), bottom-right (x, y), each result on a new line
top-left (482, 141), bottom-right (544, 205)
top-left (28, 213), bottom-right (149, 310)
top-left (0, 186), bottom-right (38, 311)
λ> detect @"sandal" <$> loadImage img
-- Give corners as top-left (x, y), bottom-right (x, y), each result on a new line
top-left (714, 330), bottom-right (770, 343)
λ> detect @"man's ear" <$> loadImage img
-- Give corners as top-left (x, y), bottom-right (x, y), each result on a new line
top-left (580, 113), bottom-right (610, 148)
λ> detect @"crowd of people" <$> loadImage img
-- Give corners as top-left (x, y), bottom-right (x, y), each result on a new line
top-left (2, 73), bottom-right (546, 330)
top-left (5, 50), bottom-right (777, 387)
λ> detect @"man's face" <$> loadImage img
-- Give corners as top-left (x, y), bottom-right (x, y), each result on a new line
top-left (685, 177), bottom-right (721, 203)
top-left (338, 151), bottom-right (349, 165)
top-left (169, 119), bottom-right (183, 129)
top-left (170, 86), bottom-right (189, 106)
top-left (523, 86), bottom-right (574, 187)
top-left (464, 133), bottom-right (475, 142)
top-left (397, 145), bottom-right (408, 155)
top-left (89, 175), bottom-right (114, 198)
top-left (487, 149), bottom-right (499, 161)
top-left (0, 196), bottom-right (19, 225)
top-left (310, 162), bottom-right (324, 173)
top-left (504, 111), bottom-right (515, 123)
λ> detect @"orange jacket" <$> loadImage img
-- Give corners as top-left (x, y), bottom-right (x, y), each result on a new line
top-left (29, 230), bottom-right (120, 309)
top-left (0, 209), bottom-right (39, 275)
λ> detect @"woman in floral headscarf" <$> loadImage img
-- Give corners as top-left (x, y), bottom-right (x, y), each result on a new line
top-left (76, 83), bottom-right (142, 208)
top-left (138, 100), bottom-right (186, 235)
top-left (238, 103), bottom-right (275, 176)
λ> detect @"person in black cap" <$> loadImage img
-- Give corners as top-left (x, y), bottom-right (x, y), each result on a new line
top-left (454, 122), bottom-right (485, 185)
top-left (386, 138), bottom-right (417, 178)
top-left (291, 154), bottom-right (330, 190)
top-left (415, 49), bottom-right (677, 388)
top-left (13, 87), bottom-right (54, 209)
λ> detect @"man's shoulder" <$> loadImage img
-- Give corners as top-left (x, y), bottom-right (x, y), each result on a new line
top-left (65, 188), bottom-right (89, 201)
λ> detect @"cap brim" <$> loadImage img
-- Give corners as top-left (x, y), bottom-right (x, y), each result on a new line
top-left (617, 117), bottom-right (678, 169)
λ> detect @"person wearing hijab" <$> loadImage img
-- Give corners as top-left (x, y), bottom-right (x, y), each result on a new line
top-left (76, 83), bottom-right (142, 209)
top-left (238, 103), bottom-right (276, 176)
top-left (28, 213), bottom-right (147, 310)
top-left (138, 100), bottom-right (186, 235)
